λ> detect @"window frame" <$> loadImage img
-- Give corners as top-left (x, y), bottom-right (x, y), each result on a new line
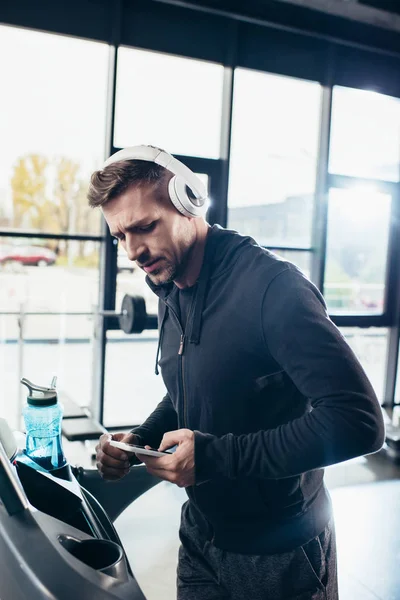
top-left (2, 16), bottom-right (400, 416)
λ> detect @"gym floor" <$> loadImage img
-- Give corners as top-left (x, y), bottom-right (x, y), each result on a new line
top-left (95, 447), bottom-right (400, 600)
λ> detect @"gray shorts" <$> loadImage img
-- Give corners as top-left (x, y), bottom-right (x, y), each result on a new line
top-left (177, 502), bottom-right (338, 600)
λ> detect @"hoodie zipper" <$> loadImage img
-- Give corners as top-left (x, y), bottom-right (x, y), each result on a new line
top-left (164, 289), bottom-right (214, 544)
top-left (174, 311), bottom-right (204, 533)
top-left (180, 335), bottom-right (188, 428)
top-left (178, 335), bottom-right (185, 356)
top-left (165, 301), bottom-right (187, 428)
top-left (179, 293), bottom-right (197, 429)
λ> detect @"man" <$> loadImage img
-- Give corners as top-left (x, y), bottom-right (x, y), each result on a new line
top-left (89, 145), bottom-right (384, 600)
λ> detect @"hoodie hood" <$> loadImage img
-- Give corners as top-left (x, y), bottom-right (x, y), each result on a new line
top-left (145, 224), bottom-right (258, 299)
top-left (147, 225), bottom-right (259, 374)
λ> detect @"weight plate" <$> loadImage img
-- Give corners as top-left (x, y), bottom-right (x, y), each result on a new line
top-left (119, 295), bottom-right (147, 334)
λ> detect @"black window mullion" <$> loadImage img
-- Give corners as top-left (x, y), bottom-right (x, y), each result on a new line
top-left (382, 182), bottom-right (400, 407)
top-left (0, 231), bottom-right (103, 242)
top-left (311, 67), bottom-right (334, 292)
top-left (216, 21), bottom-right (238, 228)
top-left (92, 0), bottom-right (122, 425)
top-left (330, 314), bottom-right (389, 328)
top-left (173, 155), bottom-right (219, 175)
top-left (385, 323), bottom-right (400, 408)
top-left (263, 246), bottom-right (313, 252)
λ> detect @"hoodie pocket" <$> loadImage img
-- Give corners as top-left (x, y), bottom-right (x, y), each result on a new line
top-left (287, 535), bottom-right (327, 599)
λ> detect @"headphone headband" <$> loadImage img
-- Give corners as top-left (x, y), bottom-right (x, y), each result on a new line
top-left (102, 146), bottom-right (207, 206)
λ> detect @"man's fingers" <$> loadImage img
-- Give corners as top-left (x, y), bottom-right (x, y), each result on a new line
top-left (158, 428), bottom-right (192, 452)
top-left (95, 431), bottom-right (137, 479)
top-left (98, 449), bottom-right (130, 470)
top-left (97, 463), bottom-right (130, 481)
top-left (98, 433), bottom-right (130, 461)
top-left (142, 462), bottom-right (171, 479)
top-left (136, 454), bottom-right (159, 466)
top-left (103, 442), bottom-right (129, 462)
top-left (159, 431), bottom-right (180, 451)
top-left (139, 453), bottom-right (173, 469)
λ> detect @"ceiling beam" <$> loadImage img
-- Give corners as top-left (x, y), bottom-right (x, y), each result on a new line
top-left (153, 0), bottom-right (400, 33)
top-left (273, 0), bottom-right (400, 33)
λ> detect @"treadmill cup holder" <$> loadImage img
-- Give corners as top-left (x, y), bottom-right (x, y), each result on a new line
top-left (58, 535), bottom-right (129, 581)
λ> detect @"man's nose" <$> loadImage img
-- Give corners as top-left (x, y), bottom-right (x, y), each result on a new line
top-left (125, 238), bottom-right (147, 263)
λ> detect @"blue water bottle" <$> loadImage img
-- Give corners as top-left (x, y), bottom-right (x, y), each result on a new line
top-left (20, 377), bottom-right (66, 471)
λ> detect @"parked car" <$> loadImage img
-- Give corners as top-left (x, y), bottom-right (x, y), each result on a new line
top-left (0, 245), bottom-right (57, 267)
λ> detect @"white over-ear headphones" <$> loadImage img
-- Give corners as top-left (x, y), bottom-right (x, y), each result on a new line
top-left (102, 145), bottom-right (208, 218)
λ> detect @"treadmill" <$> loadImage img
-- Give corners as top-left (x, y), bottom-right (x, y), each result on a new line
top-left (0, 437), bottom-right (160, 599)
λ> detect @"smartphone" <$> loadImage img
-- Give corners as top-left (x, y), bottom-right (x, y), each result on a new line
top-left (109, 440), bottom-right (174, 458)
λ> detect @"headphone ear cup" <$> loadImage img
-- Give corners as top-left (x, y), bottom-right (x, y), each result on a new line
top-left (168, 176), bottom-right (206, 218)
top-left (168, 176), bottom-right (187, 216)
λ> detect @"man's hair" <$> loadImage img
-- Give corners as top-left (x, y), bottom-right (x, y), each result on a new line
top-left (87, 159), bottom-right (167, 208)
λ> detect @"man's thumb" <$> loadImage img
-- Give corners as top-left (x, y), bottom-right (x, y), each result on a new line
top-left (159, 430), bottom-right (181, 451)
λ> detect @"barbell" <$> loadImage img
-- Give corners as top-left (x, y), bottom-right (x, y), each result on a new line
top-left (101, 295), bottom-right (158, 334)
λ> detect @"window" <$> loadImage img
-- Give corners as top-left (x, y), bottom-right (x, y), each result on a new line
top-left (272, 250), bottom-right (311, 280)
top-left (114, 48), bottom-right (224, 158)
top-left (0, 236), bottom-right (101, 428)
top-left (104, 331), bottom-right (166, 427)
top-left (228, 69), bottom-right (321, 248)
top-left (339, 328), bottom-right (388, 403)
top-left (396, 356), bottom-right (400, 405)
top-left (0, 25), bottom-right (108, 426)
top-left (325, 187), bottom-right (391, 315)
top-left (0, 26), bottom-right (109, 235)
top-left (0, 237), bottom-right (100, 312)
top-left (116, 257), bottom-right (159, 318)
top-left (329, 86), bottom-right (400, 181)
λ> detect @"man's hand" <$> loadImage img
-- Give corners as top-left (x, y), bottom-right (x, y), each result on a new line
top-left (95, 431), bottom-right (142, 481)
top-left (138, 429), bottom-right (195, 488)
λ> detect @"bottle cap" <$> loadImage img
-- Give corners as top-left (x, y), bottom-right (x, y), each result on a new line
top-left (20, 378), bottom-right (57, 407)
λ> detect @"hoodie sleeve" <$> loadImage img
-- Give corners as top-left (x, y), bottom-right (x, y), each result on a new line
top-left (194, 268), bottom-right (385, 482)
top-left (131, 392), bottom-right (178, 450)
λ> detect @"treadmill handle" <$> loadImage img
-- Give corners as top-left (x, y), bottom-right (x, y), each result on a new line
top-left (0, 441), bottom-right (29, 515)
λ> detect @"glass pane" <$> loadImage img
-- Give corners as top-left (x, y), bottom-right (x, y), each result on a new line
top-left (104, 332), bottom-right (166, 427)
top-left (116, 252), bottom-right (159, 317)
top-left (0, 316), bottom-right (96, 429)
top-left (228, 69), bottom-right (321, 247)
top-left (272, 250), bottom-right (311, 281)
top-left (114, 47), bottom-right (224, 159)
top-left (329, 86), bottom-right (400, 181)
top-left (0, 237), bottom-right (100, 312)
top-left (339, 327), bottom-right (388, 403)
top-left (325, 187), bottom-right (391, 315)
top-left (0, 236), bottom-right (100, 427)
top-left (0, 237), bottom-right (100, 426)
top-left (0, 25), bottom-right (109, 235)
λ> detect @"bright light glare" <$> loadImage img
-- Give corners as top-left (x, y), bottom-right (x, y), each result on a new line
top-left (228, 68), bottom-right (321, 209)
top-left (329, 186), bottom-right (391, 225)
top-left (114, 47), bottom-right (224, 159)
top-left (330, 86), bottom-right (400, 182)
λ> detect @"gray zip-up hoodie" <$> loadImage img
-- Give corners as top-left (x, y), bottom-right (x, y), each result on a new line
top-left (133, 225), bottom-right (384, 554)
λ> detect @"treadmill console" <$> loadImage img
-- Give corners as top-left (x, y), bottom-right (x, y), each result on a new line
top-left (0, 440), bottom-right (146, 600)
